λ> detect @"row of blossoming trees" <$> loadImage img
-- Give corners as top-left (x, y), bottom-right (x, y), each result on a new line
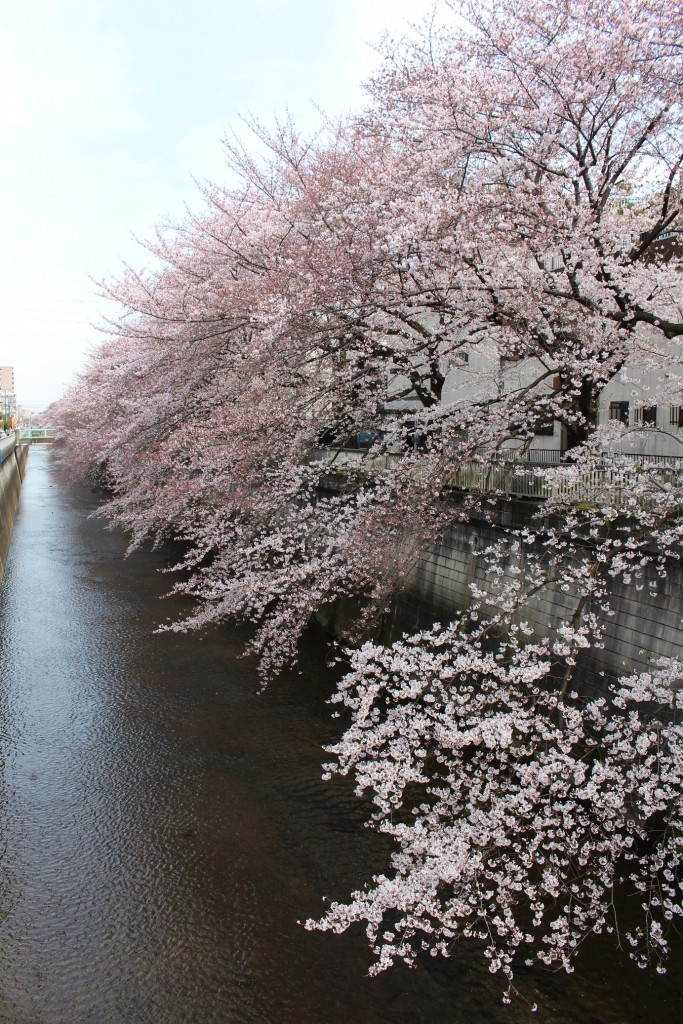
top-left (51, 0), bottom-right (683, 997)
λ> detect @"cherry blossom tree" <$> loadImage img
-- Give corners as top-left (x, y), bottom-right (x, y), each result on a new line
top-left (308, 440), bottom-right (683, 991)
top-left (50, 0), bottom-right (683, 992)
top-left (310, 636), bottom-right (683, 999)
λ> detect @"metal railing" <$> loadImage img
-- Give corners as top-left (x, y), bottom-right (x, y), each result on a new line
top-left (15, 428), bottom-right (57, 443)
top-left (310, 447), bottom-right (398, 472)
top-left (489, 448), bottom-right (562, 465)
top-left (452, 460), bottom-right (683, 505)
top-left (311, 445), bottom-right (683, 505)
top-left (0, 434), bottom-right (16, 463)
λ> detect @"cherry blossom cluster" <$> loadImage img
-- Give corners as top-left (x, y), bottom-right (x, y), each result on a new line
top-left (48, 0), bottom-right (683, 989)
top-left (307, 527), bottom-right (683, 986)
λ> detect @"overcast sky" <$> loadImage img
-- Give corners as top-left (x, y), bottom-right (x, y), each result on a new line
top-left (0, 0), bottom-right (436, 413)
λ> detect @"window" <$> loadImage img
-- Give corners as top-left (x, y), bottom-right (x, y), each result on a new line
top-left (633, 405), bottom-right (657, 426)
top-left (443, 352), bottom-right (469, 373)
top-left (356, 430), bottom-right (384, 449)
top-left (609, 401), bottom-right (629, 424)
top-left (403, 420), bottom-right (429, 451)
top-left (670, 405), bottom-right (683, 428)
top-left (500, 355), bottom-right (523, 371)
top-left (533, 418), bottom-right (554, 436)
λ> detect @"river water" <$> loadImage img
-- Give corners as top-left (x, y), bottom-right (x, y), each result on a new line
top-left (0, 446), bottom-right (681, 1024)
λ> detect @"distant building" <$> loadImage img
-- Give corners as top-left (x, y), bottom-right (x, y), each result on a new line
top-left (0, 365), bottom-right (17, 423)
top-left (0, 366), bottom-right (15, 392)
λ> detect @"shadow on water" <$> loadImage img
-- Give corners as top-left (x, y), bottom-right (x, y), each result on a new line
top-left (0, 447), bottom-right (681, 1023)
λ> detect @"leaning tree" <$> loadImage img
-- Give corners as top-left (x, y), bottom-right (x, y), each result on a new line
top-left (51, 0), bottom-right (683, 994)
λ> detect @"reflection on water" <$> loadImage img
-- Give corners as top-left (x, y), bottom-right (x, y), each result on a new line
top-left (0, 446), bottom-right (681, 1023)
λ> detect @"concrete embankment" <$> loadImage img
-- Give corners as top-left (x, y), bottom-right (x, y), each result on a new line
top-left (0, 435), bottom-right (28, 582)
top-left (317, 502), bottom-right (683, 696)
top-left (398, 516), bottom-right (683, 694)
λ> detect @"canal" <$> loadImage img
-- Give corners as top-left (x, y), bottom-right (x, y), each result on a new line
top-left (0, 446), bottom-right (681, 1023)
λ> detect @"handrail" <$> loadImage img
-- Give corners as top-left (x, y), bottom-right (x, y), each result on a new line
top-left (0, 434), bottom-right (16, 464)
top-left (310, 446), bottom-right (683, 505)
top-left (15, 428), bottom-right (57, 443)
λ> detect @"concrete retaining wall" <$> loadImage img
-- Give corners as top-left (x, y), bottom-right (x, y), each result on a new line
top-left (397, 517), bottom-right (683, 695)
top-left (0, 438), bottom-right (28, 583)
top-left (315, 501), bottom-right (683, 697)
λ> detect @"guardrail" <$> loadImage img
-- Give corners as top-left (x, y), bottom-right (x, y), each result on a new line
top-left (454, 454), bottom-right (683, 503)
top-left (310, 447), bottom-right (398, 472)
top-left (311, 446), bottom-right (683, 505)
top-left (15, 428), bottom-right (57, 443)
top-left (0, 434), bottom-right (17, 464)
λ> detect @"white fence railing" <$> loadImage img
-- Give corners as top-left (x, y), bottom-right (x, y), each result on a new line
top-left (15, 428), bottom-right (57, 442)
top-left (311, 446), bottom-right (683, 505)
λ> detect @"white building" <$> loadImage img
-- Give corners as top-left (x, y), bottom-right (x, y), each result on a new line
top-left (0, 365), bottom-right (17, 424)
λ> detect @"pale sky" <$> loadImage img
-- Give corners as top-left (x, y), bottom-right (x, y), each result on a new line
top-left (0, 0), bottom-right (437, 413)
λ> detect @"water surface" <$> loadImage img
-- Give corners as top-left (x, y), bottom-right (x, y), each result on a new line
top-left (0, 447), bottom-right (681, 1023)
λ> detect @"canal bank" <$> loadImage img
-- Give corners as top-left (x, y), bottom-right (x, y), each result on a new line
top-left (0, 446), bottom-right (682, 1023)
top-left (0, 433), bottom-right (28, 582)
top-left (317, 475), bottom-right (683, 696)
top-left (401, 513), bottom-right (683, 694)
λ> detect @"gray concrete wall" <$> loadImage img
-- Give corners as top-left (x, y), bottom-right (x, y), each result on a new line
top-left (397, 517), bottom-right (683, 695)
top-left (0, 439), bottom-right (28, 583)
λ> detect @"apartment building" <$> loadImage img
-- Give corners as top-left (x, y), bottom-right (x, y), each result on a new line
top-left (0, 365), bottom-right (17, 423)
